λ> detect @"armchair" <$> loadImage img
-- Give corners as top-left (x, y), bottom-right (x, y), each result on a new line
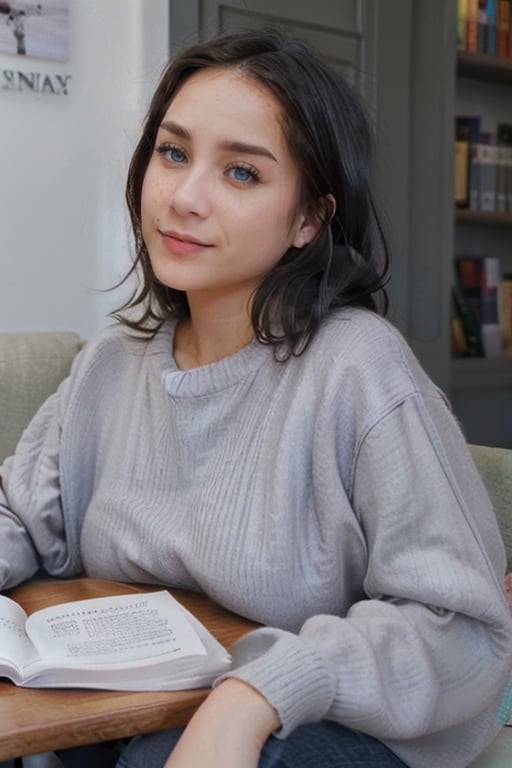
top-left (0, 331), bottom-right (83, 464)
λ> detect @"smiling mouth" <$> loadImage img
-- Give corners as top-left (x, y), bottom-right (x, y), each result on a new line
top-left (159, 230), bottom-right (213, 256)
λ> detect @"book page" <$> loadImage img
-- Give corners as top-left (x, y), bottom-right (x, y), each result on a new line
top-left (0, 594), bottom-right (40, 673)
top-left (26, 590), bottom-right (207, 667)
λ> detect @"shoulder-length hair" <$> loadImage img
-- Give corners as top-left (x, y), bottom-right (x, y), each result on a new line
top-left (114, 25), bottom-right (390, 358)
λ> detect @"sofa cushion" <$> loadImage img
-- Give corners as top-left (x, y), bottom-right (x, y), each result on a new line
top-left (469, 444), bottom-right (512, 567)
top-left (468, 726), bottom-right (512, 766)
top-left (0, 332), bottom-right (83, 463)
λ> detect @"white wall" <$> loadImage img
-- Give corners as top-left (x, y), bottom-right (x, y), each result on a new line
top-left (0, 0), bottom-right (170, 337)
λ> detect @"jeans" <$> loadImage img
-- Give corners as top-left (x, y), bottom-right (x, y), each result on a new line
top-left (0, 757), bottom-right (68, 768)
top-left (113, 721), bottom-right (408, 767)
top-left (0, 757), bottom-right (64, 768)
top-left (2, 723), bottom-right (408, 768)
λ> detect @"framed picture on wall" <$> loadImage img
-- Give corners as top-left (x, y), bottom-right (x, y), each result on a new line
top-left (0, 0), bottom-right (70, 61)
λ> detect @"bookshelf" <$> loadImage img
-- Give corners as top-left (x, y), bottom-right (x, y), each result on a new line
top-left (457, 50), bottom-right (512, 83)
top-left (456, 209), bottom-right (512, 225)
top-left (451, 39), bottom-right (512, 447)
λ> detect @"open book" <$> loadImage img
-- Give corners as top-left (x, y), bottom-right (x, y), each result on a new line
top-left (0, 589), bottom-right (231, 690)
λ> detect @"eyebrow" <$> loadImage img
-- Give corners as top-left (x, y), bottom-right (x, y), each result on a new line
top-left (159, 120), bottom-right (278, 162)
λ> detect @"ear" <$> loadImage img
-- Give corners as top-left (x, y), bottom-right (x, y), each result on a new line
top-left (291, 193), bottom-right (337, 248)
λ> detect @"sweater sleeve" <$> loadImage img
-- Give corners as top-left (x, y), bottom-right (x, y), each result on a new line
top-left (219, 390), bottom-right (512, 746)
top-left (0, 376), bottom-right (82, 590)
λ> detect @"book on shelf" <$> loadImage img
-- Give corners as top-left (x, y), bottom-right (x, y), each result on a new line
top-left (479, 141), bottom-right (498, 211)
top-left (500, 274), bottom-right (512, 353)
top-left (467, 0), bottom-right (479, 52)
top-left (457, 0), bottom-right (510, 55)
top-left (456, 139), bottom-right (470, 208)
top-left (451, 288), bottom-right (470, 357)
top-left (455, 255), bottom-right (503, 357)
top-left (477, 0), bottom-right (493, 53)
top-left (0, 589), bottom-right (231, 690)
top-left (455, 119), bottom-right (512, 214)
top-left (469, 140), bottom-right (483, 210)
top-left (487, 0), bottom-right (498, 55)
top-left (498, 123), bottom-right (512, 211)
top-left (480, 256), bottom-right (503, 355)
top-left (455, 116), bottom-right (481, 208)
top-left (496, 144), bottom-right (508, 212)
top-left (507, 146), bottom-right (512, 211)
top-left (458, 0), bottom-right (468, 50)
top-left (453, 264), bottom-right (485, 356)
top-left (498, 0), bottom-right (510, 57)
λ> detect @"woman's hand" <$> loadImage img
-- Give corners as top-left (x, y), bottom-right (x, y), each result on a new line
top-left (164, 677), bottom-right (281, 768)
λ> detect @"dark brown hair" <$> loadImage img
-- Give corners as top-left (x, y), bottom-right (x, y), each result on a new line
top-left (113, 25), bottom-right (389, 358)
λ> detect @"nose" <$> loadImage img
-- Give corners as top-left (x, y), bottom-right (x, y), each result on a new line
top-left (168, 165), bottom-right (212, 219)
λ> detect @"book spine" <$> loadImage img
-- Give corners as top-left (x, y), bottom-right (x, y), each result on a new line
top-left (458, 0), bottom-right (468, 49)
top-left (454, 258), bottom-right (485, 356)
top-left (455, 140), bottom-right (470, 208)
top-left (498, 0), bottom-right (510, 56)
top-left (496, 144), bottom-right (508, 212)
top-left (479, 143), bottom-right (497, 211)
top-left (451, 291), bottom-right (470, 357)
top-left (487, 0), bottom-right (498, 54)
top-left (478, 0), bottom-right (489, 51)
top-left (506, 146), bottom-right (512, 212)
top-left (469, 141), bottom-right (482, 209)
top-left (500, 275), bottom-right (512, 353)
top-left (510, 0), bottom-right (512, 59)
top-left (480, 256), bottom-right (502, 357)
top-left (456, 116), bottom-right (481, 209)
top-left (497, 123), bottom-right (512, 211)
top-left (467, 0), bottom-right (479, 51)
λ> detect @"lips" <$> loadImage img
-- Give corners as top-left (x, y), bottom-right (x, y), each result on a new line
top-left (159, 229), bottom-right (213, 256)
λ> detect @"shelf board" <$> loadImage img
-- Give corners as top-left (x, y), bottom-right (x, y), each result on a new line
top-left (456, 209), bottom-right (512, 226)
top-left (451, 356), bottom-right (512, 389)
top-left (457, 51), bottom-right (512, 84)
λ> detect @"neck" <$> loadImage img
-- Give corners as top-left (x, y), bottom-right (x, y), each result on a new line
top-left (173, 294), bottom-right (255, 370)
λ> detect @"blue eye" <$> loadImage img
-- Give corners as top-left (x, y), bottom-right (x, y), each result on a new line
top-left (168, 147), bottom-right (186, 163)
top-left (233, 167), bottom-right (252, 182)
top-left (227, 164), bottom-right (260, 184)
top-left (155, 143), bottom-right (187, 164)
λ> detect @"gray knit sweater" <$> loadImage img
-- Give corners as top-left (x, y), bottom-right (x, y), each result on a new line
top-left (1, 308), bottom-right (511, 767)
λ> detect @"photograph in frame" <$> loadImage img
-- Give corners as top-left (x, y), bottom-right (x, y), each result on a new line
top-left (0, 0), bottom-right (70, 61)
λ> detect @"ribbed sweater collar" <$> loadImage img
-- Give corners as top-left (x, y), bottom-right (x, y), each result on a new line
top-left (157, 321), bottom-right (270, 398)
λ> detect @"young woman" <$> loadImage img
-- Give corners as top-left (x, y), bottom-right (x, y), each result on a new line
top-left (0, 27), bottom-right (511, 768)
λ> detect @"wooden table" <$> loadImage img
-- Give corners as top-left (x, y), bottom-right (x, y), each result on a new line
top-left (0, 578), bottom-right (257, 761)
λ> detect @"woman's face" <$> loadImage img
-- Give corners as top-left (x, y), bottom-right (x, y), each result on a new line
top-left (140, 67), bottom-right (319, 309)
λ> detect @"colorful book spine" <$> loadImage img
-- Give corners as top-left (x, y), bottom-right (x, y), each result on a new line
top-left (459, 0), bottom-right (504, 54)
top-left (467, 0), bottom-right (480, 51)
top-left (487, 0), bottom-right (498, 54)
top-left (451, 289), bottom-right (470, 357)
top-left (480, 256), bottom-right (502, 357)
top-left (455, 116), bottom-right (481, 209)
top-left (456, 256), bottom-right (503, 357)
top-left (497, 123), bottom-right (512, 212)
top-left (453, 260), bottom-right (484, 356)
top-left (458, 0), bottom-right (469, 49)
top-left (505, 146), bottom-right (512, 212)
top-left (500, 274), bottom-right (512, 353)
top-left (498, 0), bottom-right (510, 56)
top-left (479, 142), bottom-right (497, 211)
top-left (478, 0), bottom-right (489, 51)
top-left (510, 0), bottom-right (512, 59)
top-left (496, 144), bottom-right (508, 212)
top-left (469, 141), bottom-right (482, 210)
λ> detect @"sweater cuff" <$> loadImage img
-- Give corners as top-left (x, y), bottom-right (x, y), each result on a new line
top-left (214, 627), bottom-right (335, 738)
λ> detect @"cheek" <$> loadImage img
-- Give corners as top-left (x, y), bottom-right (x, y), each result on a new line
top-left (247, 200), bottom-right (298, 247)
top-left (140, 173), bottom-right (162, 230)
